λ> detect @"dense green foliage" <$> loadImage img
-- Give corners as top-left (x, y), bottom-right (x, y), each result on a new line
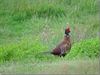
top-left (0, 0), bottom-right (99, 64)
top-left (0, 38), bottom-right (99, 63)
top-left (67, 38), bottom-right (99, 59)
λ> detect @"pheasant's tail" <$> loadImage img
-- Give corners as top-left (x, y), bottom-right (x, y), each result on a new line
top-left (38, 51), bottom-right (52, 55)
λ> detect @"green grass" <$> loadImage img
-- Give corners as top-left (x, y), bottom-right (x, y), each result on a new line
top-left (66, 38), bottom-right (100, 59)
top-left (0, 0), bottom-right (99, 74)
top-left (0, 37), bottom-right (99, 63)
top-left (0, 59), bottom-right (99, 74)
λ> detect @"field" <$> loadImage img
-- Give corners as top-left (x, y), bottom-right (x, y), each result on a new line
top-left (0, 0), bottom-right (99, 74)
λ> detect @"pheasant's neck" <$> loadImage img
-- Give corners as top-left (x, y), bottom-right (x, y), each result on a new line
top-left (64, 34), bottom-right (70, 42)
top-left (64, 34), bottom-right (70, 37)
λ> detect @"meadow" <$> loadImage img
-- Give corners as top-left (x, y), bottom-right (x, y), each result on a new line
top-left (0, 0), bottom-right (99, 74)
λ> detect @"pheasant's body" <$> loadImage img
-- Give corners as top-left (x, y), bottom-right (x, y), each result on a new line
top-left (51, 26), bottom-right (71, 57)
top-left (51, 35), bottom-right (71, 57)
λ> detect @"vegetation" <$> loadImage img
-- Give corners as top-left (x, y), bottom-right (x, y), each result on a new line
top-left (66, 38), bottom-right (99, 59)
top-left (0, 0), bottom-right (99, 74)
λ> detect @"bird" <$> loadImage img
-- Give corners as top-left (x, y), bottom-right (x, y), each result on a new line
top-left (51, 26), bottom-right (71, 57)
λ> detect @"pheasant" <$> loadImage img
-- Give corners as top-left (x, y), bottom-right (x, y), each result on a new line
top-left (51, 26), bottom-right (71, 57)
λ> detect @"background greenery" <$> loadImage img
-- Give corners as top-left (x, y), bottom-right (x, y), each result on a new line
top-left (0, 0), bottom-right (99, 74)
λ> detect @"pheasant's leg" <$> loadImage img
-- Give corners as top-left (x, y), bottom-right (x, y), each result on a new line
top-left (62, 53), bottom-right (66, 57)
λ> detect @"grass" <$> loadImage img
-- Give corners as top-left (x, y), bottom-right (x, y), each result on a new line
top-left (0, 0), bottom-right (99, 74)
top-left (0, 59), bottom-right (99, 74)
top-left (66, 38), bottom-right (100, 59)
top-left (0, 36), bottom-right (99, 63)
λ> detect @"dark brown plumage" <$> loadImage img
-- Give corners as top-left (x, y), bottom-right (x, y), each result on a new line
top-left (51, 26), bottom-right (71, 57)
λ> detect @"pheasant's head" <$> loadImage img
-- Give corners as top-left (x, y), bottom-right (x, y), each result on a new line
top-left (65, 26), bottom-right (70, 35)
